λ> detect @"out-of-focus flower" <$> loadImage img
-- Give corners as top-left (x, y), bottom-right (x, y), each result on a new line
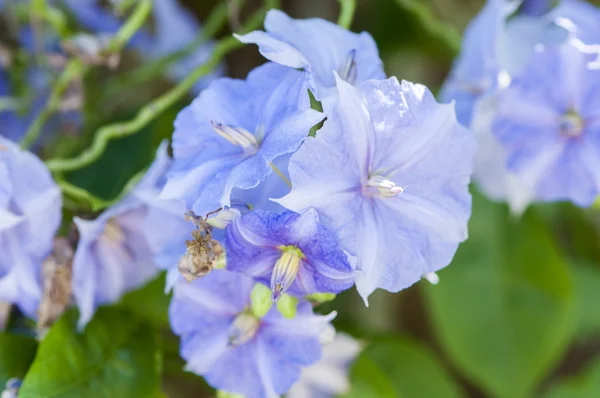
top-left (72, 176), bottom-right (162, 329)
top-left (169, 269), bottom-right (335, 398)
top-left (235, 10), bottom-right (385, 110)
top-left (0, 136), bottom-right (62, 318)
top-left (287, 333), bottom-right (362, 398)
top-left (161, 62), bottom-right (323, 219)
top-left (490, 40), bottom-right (600, 207)
top-left (64, 0), bottom-right (221, 93)
top-left (1, 378), bottom-right (21, 398)
top-left (225, 209), bottom-right (355, 301)
top-left (131, 141), bottom-right (194, 292)
top-left (441, 0), bottom-right (599, 127)
top-left (278, 75), bottom-right (475, 301)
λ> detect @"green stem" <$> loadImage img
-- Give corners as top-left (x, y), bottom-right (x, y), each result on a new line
top-left (20, 60), bottom-right (83, 149)
top-left (46, 37), bottom-right (242, 173)
top-left (265, 0), bottom-right (281, 9)
top-left (20, 0), bottom-right (153, 149)
top-left (394, 0), bottom-right (461, 57)
top-left (46, 7), bottom-right (265, 173)
top-left (101, 1), bottom-right (230, 99)
top-left (337, 0), bottom-right (356, 29)
top-left (105, 0), bottom-right (153, 54)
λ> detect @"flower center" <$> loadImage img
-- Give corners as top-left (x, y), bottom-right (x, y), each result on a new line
top-left (559, 111), bottom-right (583, 138)
top-left (364, 175), bottom-right (404, 198)
top-left (228, 312), bottom-right (260, 346)
top-left (103, 218), bottom-right (125, 244)
top-left (271, 245), bottom-right (304, 301)
top-left (211, 121), bottom-right (259, 155)
top-left (338, 49), bottom-right (357, 85)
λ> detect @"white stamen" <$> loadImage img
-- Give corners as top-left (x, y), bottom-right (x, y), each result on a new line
top-left (211, 121), bottom-right (258, 155)
top-left (228, 312), bottom-right (260, 346)
top-left (365, 175), bottom-right (404, 198)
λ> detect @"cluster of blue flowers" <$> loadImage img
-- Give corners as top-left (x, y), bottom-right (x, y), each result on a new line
top-left (442, 0), bottom-right (600, 213)
top-left (158, 9), bottom-right (475, 396)
top-left (4, 0), bottom-right (600, 396)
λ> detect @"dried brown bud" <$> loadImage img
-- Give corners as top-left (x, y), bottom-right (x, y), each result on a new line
top-left (0, 302), bottom-right (11, 331)
top-left (37, 238), bottom-right (74, 338)
top-left (61, 33), bottom-right (120, 68)
top-left (178, 211), bottom-right (224, 282)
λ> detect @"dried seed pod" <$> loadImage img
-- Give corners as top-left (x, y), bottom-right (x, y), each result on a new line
top-left (178, 211), bottom-right (224, 282)
top-left (0, 302), bottom-right (11, 331)
top-left (37, 238), bottom-right (74, 338)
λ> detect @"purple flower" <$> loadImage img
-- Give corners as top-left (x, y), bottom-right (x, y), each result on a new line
top-left (225, 209), bottom-right (355, 301)
top-left (160, 62), bottom-right (323, 219)
top-left (0, 136), bottom-right (62, 318)
top-left (277, 75), bottom-right (475, 300)
top-left (287, 333), bottom-right (362, 398)
top-left (491, 40), bottom-right (600, 207)
top-left (169, 269), bottom-right (335, 398)
top-left (235, 10), bottom-right (385, 109)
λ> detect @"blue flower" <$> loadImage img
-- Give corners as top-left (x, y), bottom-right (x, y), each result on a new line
top-left (161, 62), bottom-right (323, 219)
top-left (72, 160), bottom-right (167, 328)
top-left (277, 75), bottom-right (475, 300)
top-left (491, 40), bottom-right (600, 207)
top-left (132, 142), bottom-right (194, 292)
top-left (169, 269), bottom-right (336, 398)
top-left (0, 136), bottom-right (62, 318)
top-left (287, 332), bottom-right (362, 398)
top-left (441, 0), bottom-right (598, 127)
top-left (225, 209), bottom-right (355, 301)
top-left (235, 10), bottom-right (385, 109)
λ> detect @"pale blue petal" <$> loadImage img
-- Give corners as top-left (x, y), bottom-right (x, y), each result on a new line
top-left (235, 10), bottom-right (385, 99)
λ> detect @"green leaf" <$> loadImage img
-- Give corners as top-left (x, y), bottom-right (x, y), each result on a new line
top-left (343, 336), bottom-right (464, 398)
top-left (425, 192), bottom-right (576, 398)
top-left (20, 308), bottom-right (161, 398)
top-left (544, 358), bottom-right (600, 398)
top-left (119, 272), bottom-right (171, 327)
top-left (572, 262), bottom-right (600, 341)
top-left (0, 333), bottom-right (37, 386)
top-left (343, 354), bottom-right (397, 398)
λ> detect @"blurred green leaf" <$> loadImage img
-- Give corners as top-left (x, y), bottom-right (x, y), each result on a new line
top-left (0, 333), bottom-right (37, 386)
top-left (20, 308), bottom-right (161, 398)
top-left (425, 192), bottom-right (576, 398)
top-left (344, 336), bottom-right (464, 398)
top-left (545, 358), bottom-right (600, 398)
top-left (343, 354), bottom-right (397, 398)
top-left (119, 272), bottom-right (171, 328)
top-left (572, 262), bottom-right (600, 341)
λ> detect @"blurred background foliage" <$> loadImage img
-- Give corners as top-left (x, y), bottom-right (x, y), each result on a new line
top-left (3, 0), bottom-right (600, 397)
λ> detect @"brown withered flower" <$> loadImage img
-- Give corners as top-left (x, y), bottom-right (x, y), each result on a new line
top-left (37, 238), bottom-right (75, 338)
top-left (178, 210), bottom-right (224, 282)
